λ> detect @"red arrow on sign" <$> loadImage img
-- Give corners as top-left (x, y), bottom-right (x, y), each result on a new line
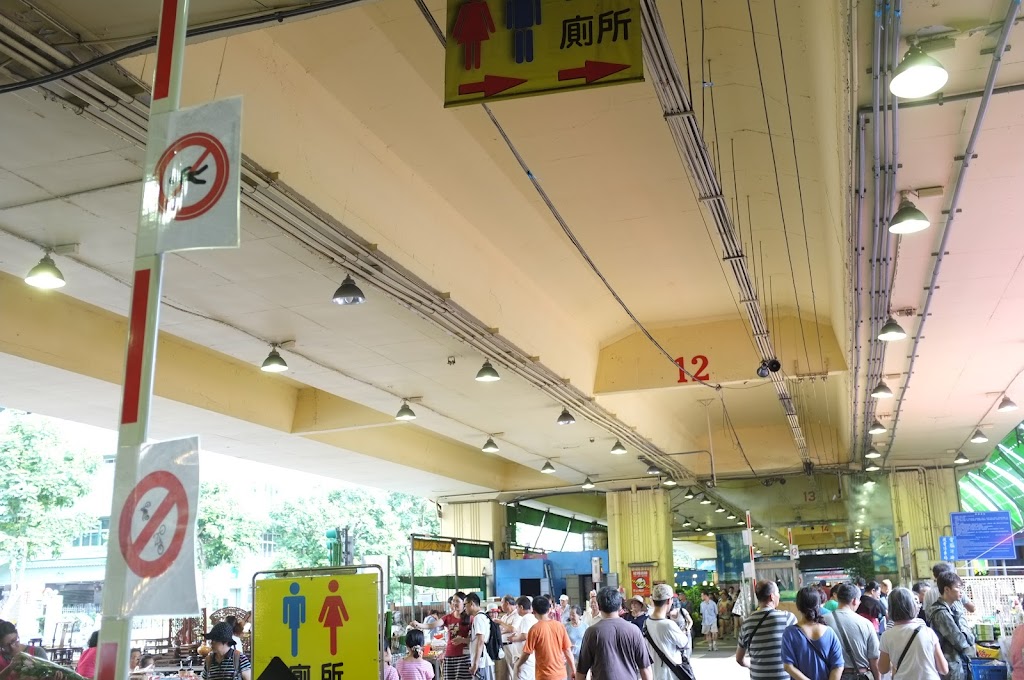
top-left (557, 61), bottom-right (631, 84)
top-left (458, 75), bottom-right (528, 97)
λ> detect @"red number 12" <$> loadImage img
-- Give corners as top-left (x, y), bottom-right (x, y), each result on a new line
top-left (676, 355), bottom-right (710, 383)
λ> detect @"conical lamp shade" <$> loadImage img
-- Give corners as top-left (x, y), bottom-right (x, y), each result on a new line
top-left (556, 407), bottom-right (575, 425)
top-left (396, 401), bottom-right (417, 421)
top-left (890, 44), bottom-right (948, 98)
top-left (332, 274), bottom-right (366, 305)
top-left (482, 437), bottom-right (499, 453)
top-left (24, 254), bottom-right (66, 289)
top-left (871, 381), bottom-right (893, 399)
top-left (541, 461), bottom-right (556, 474)
top-left (475, 360), bottom-right (500, 382)
top-left (889, 199), bottom-right (930, 234)
top-left (260, 348), bottom-right (288, 372)
top-left (878, 317), bottom-right (907, 342)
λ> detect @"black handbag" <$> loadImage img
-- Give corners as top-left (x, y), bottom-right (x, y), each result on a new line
top-left (643, 621), bottom-right (696, 680)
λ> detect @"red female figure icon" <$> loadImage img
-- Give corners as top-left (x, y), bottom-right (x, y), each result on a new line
top-left (318, 579), bottom-right (350, 655)
top-left (452, 0), bottom-right (496, 70)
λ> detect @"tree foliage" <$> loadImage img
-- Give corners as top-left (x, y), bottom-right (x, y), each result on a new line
top-left (196, 481), bottom-right (264, 570)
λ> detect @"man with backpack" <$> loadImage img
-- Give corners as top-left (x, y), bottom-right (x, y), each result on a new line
top-left (466, 593), bottom-right (498, 680)
top-left (514, 596), bottom-right (575, 680)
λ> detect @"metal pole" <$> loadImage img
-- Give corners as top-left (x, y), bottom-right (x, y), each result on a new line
top-left (410, 538), bottom-right (418, 622)
top-left (96, 1), bottom-right (188, 679)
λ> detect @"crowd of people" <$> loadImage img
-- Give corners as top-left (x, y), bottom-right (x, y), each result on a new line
top-left (736, 565), bottom-right (982, 680)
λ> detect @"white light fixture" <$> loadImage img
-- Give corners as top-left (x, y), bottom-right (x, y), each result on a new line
top-left (260, 346), bottom-right (288, 373)
top-left (871, 381), bottom-right (894, 399)
top-left (869, 419), bottom-right (887, 435)
top-left (24, 253), bottom-right (66, 289)
top-left (890, 44), bottom-right (949, 99)
top-left (700, 496), bottom-right (712, 505)
top-left (998, 396), bottom-right (1018, 413)
top-left (715, 505), bottom-right (726, 513)
top-left (662, 477), bottom-right (678, 487)
top-left (970, 429), bottom-right (989, 444)
top-left (582, 476), bottom-right (595, 489)
top-left (707, 531), bottom-right (715, 537)
top-left (865, 447), bottom-right (881, 460)
top-left (395, 400), bottom-right (417, 421)
top-left (541, 461), bottom-right (556, 474)
top-left (646, 463), bottom-right (661, 475)
top-left (331, 274), bottom-right (366, 305)
top-left (610, 440), bottom-right (627, 455)
top-left (727, 512), bottom-right (737, 520)
top-left (889, 195), bottom-right (931, 235)
top-left (682, 518), bottom-right (692, 527)
top-left (865, 463), bottom-right (881, 472)
top-left (953, 451), bottom-right (970, 465)
top-left (684, 488), bottom-right (696, 500)
top-left (694, 525), bottom-right (703, 532)
top-left (475, 360), bottom-right (500, 382)
top-left (878, 317), bottom-right (907, 342)
top-left (737, 520), bottom-right (745, 525)
top-left (482, 437), bottom-right (499, 453)
top-left (556, 407), bottom-right (576, 425)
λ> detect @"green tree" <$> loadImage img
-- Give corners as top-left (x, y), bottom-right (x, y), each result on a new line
top-left (196, 481), bottom-right (264, 569)
top-left (0, 412), bottom-right (97, 616)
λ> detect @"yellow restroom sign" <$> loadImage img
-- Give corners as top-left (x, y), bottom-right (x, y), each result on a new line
top-left (253, 572), bottom-right (379, 680)
top-left (444, 0), bottom-right (643, 106)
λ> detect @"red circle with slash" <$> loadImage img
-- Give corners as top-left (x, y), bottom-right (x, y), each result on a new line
top-left (118, 470), bottom-right (190, 578)
top-left (156, 132), bottom-right (230, 221)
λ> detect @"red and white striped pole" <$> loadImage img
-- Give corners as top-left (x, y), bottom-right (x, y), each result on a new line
top-left (96, 1), bottom-right (188, 679)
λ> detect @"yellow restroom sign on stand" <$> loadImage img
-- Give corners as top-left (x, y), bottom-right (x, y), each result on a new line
top-left (444, 0), bottom-right (643, 106)
top-left (253, 570), bottom-right (381, 680)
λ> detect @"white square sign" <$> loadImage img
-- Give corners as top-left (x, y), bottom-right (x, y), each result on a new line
top-left (138, 97), bottom-right (242, 255)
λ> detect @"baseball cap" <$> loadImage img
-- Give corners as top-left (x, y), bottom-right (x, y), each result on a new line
top-left (653, 584), bottom-right (674, 601)
top-left (630, 595), bottom-right (645, 605)
top-left (203, 622), bottom-right (235, 645)
top-left (559, 594), bottom-right (569, 601)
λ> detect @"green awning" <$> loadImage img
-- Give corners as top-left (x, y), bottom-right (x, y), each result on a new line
top-left (959, 425), bottom-right (1024, 530)
top-left (455, 542), bottom-right (490, 558)
top-left (399, 575), bottom-right (486, 591)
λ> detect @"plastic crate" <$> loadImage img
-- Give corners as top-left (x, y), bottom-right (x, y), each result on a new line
top-left (971, 658), bottom-right (1008, 680)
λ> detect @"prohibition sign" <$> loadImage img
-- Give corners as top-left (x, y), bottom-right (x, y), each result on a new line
top-left (156, 132), bottom-right (230, 221)
top-left (118, 470), bottom-right (190, 578)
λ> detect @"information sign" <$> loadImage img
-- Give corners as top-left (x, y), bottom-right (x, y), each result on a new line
top-left (951, 511), bottom-right (1017, 560)
top-left (444, 0), bottom-right (642, 105)
top-left (253, 573), bottom-right (378, 679)
top-left (939, 535), bottom-right (957, 562)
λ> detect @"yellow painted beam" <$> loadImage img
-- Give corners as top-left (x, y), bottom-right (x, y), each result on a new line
top-left (304, 427), bottom-right (565, 492)
top-left (534, 493), bottom-right (607, 520)
top-left (291, 387), bottom-right (397, 433)
top-left (595, 315), bottom-right (847, 394)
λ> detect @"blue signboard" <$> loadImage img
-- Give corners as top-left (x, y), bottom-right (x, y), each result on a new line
top-left (951, 511), bottom-right (1017, 560)
top-left (939, 536), bottom-right (957, 562)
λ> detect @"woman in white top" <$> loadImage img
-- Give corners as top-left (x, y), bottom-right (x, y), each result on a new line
top-left (878, 588), bottom-right (948, 680)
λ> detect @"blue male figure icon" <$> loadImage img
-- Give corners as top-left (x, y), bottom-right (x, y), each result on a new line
top-left (283, 582), bottom-right (306, 657)
top-left (506, 0), bottom-right (541, 63)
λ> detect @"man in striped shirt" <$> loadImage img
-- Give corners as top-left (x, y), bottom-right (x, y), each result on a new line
top-left (735, 581), bottom-right (797, 680)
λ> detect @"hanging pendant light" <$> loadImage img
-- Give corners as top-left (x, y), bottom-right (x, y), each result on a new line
top-left (395, 400), bottom-right (417, 421)
top-left (865, 463), bottom-right (881, 472)
top-left (332, 274), bottom-right (366, 305)
top-left (871, 381), bottom-right (893, 399)
top-left (645, 463), bottom-right (661, 475)
top-left (878, 317), bottom-right (907, 342)
top-left (727, 511), bottom-right (737, 520)
top-left (970, 429), bottom-right (988, 444)
top-left (24, 254), bottom-right (66, 289)
top-left (699, 495), bottom-right (712, 505)
top-left (889, 195), bottom-right (931, 234)
top-left (482, 437), bottom-right (499, 453)
top-left (610, 440), bottom-right (627, 455)
top-left (737, 520), bottom-right (745, 525)
top-left (890, 44), bottom-right (948, 98)
top-left (715, 505), bottom-right (726, 513)
top-left (684, 488), bottom-right (695, 499)
top-left (953, 451), bottom-right (970, 465)
top-left (260, 346), bottom-right (288, 373)
top-left (475, 360), bottom-right (501, 382)
top-left (556, 407), bottom-right (576, 425)
top-left (868, 419), bottom-right (887, 435)
top-left (706, 531), bottom-right (715, 537)
top-left (662, 477), bottom-right (678, 487)
top-left (581, 476), bottom-right (596, 489)
top-left (865, 447), bottom-right (881, 460)
top-left (541, 461), bottom-right (556, 474)
top-left (681, 518), bottom-right (692, 527)
top-left (998, 396), bottom-right (1018, 412)
top-left (694, 525), bottom-right (703, 532)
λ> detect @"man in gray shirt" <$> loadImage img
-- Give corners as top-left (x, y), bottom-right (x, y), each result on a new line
top-left (824, 583), bottom-right (880, 680)
top-left (576, 587), bottom-right (653, 680)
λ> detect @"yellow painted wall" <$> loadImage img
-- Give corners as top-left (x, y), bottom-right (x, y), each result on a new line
top-left (441, 501), bottom-right (508, 583)
top-left (606, 488), bottom-right (673, 589)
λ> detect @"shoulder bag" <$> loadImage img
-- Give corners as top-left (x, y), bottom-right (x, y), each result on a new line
top-left (740, 609), bottom-right (777, 650)
top-left (832, 613), bottom-right (871, 680)
top-left (892, 627), bottom-right (922, 677)
top-left (643, 621), bottom-right (697, 680)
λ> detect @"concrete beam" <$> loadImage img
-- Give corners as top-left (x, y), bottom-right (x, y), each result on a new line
top-left (291, 388), bottom-right (398, 434)
top-left (595, 315), bottom-right (847, 395)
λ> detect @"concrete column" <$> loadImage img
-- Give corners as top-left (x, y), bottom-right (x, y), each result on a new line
top-left (441, 501), bottom-right (508, 596)
top-left (606, 488), bottom-right (673, 592)
top-left (890, 468), bottom-right (961, 581)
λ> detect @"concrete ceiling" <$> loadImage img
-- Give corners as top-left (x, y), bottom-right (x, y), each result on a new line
top-left (0, 0), bottom-right (1020, 537)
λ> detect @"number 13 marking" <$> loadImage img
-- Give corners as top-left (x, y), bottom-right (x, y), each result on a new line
top-left (676, 356), bottom-right (711, 383)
